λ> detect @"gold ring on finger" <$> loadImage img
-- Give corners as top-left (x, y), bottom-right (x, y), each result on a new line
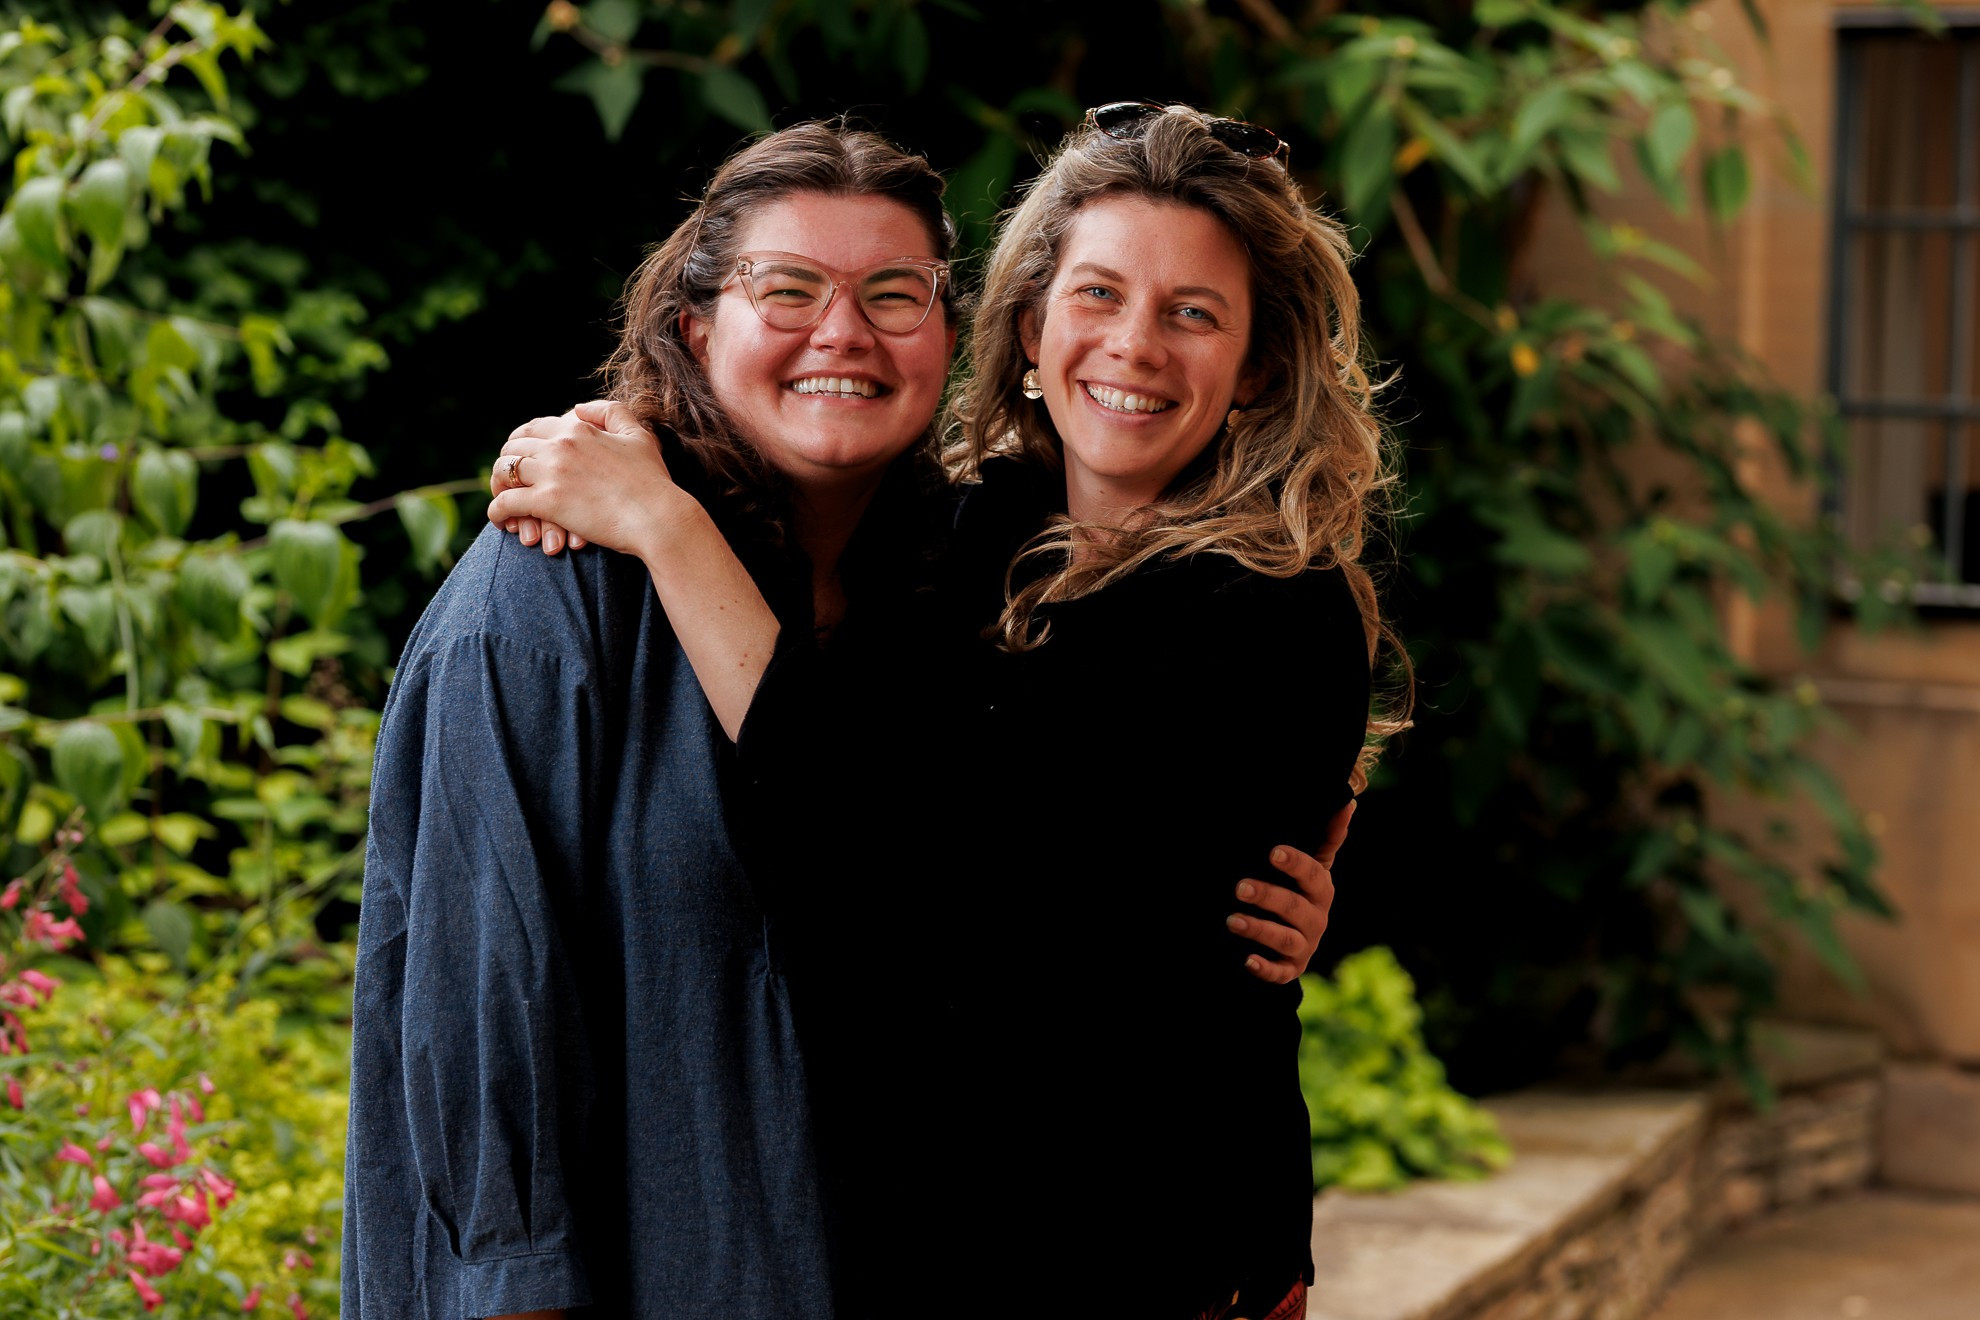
top-left (504, 454), bottom-right (525, 486)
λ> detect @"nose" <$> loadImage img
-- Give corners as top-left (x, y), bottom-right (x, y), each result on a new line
top-left (1106, 304), bottom-right (1167, 369)
top-left (809, 282), bottom-right (877, 352)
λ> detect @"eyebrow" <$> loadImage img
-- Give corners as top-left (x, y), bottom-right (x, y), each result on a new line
top-left (1065, 262), bottom-right (1234, 310)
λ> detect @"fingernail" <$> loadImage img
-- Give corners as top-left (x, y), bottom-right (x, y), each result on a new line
top-left (1236, 881), bottom-right (1256, 901)
top-left (1272, 847), bottom-right (1289, 866)
top-left (1226, 914), bottom-right (1247, 933)
top-left (1245, 956), bottom-right (1262, 972)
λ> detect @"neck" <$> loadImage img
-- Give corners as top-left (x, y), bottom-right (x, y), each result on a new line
top-left (1064, 469), bottom-right (1156, 540)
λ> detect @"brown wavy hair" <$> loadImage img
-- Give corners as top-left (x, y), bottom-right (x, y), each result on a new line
top-left (947, 105), bottom-right (1410, 785)
top-left (601, 120), bottom-right (959, 545)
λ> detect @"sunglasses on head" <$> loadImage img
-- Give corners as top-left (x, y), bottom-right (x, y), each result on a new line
top-left (1085, 101), bottom-right (1291, 165)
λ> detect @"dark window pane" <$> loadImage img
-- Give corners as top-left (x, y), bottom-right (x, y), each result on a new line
top-left (1854, 35), bottom-right (1962, 212)
top-left (1846, 229), bottom-right (1955, 399)
top-left (1923, 427), bottom-right (1980, 582)
top-left (1846, 417), bottom-right (1940, 552)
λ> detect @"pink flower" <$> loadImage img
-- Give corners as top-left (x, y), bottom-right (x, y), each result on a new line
top-left (141, 1174), bottom-right (179, 1191)
top-left (95, 1133), bottom-right (113, 1151)
top-left (167, 1116), bottom-right (190, 1164)
top-left (288, 1292), bottom-right (307, 1320)
top-left (55, 1141), bottom-right (93, 1167)
top-left (171, 1226), bottom-right (192, 1249)
top-left (130, 1269), bottom-right (164, 1311)
top-left (166, 1193), bottom-right (211, 1230)
top-left (6, 1076), bottom-right (21, 1109)
top-left (90, 1174), bottom-right (122, 1212)
top-left (127, 1236), bottom-right (183, 1277)
top-left (188, 1095), bottom-right (205, 1123)
top-left (198, 1072), bottom-right (215, 1095)
top-left (23, 910), bottom-right (83, 950)
top-left (0, 878), bottom-right (22, 909)
top-left (241, 1285), bottom-right (263, 1310)
top-left (129, 1087), bottom-right (162, 1131)
top-left (20, 968), bottom-right (59, 999)
top-left (282, 1248), bottom-right (317, 1271)
top-left (3, 1010), bottom-right (27, 1055)
top-left (139, 1188), bottom-right (175, 1209)
top-left (137, 1142), bottom-right (176, 1169)
top-left (200, 1168), bottom-right (238, 1207)
top-left (59, 862), bottom-right (87, 915)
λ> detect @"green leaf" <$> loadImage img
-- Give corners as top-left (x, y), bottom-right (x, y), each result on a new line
top-left (269, 520), bottom-right (346, 626)
top-left (1339, 104), bottom-right (1398, 216)
top-left (1557, 129), bottom-right (1621, 193)
top-left (10, 174), bottom-right (67, 268)
top-left (142, 899), bottom-right (196, 969)
top-left (1702, 146), bottom-right (1750, 222)
top-left (1492, 518), bottom-right (1592, 576)
top-left (53, 720), bottom-right (127, 822)
top-left (703, 65), bottom-right (772, 133)
top-left (1508, 84), bottom-right (1575, 164)
top-left (132, 448), bottom-right (198, 537)
top-left (161, 703), bottom-right (207, 763)
top-left (63, 509), bottom-right (121, 562)
top-left (0, 411), bottom-right (27, 471)
top-left (395, 492), bottom-right (458, 573)
top-left (584, 0), bottom-right (641, 43)
top-left (119, 125), bottom-right (164, 185)
top-left (895, 8), bottom-right (930, 94)
top-left (57, 583), bottom-right (116, 655)
top-left (733, 0), bottom-right (776, 41)
top-left (71, 158), bottom-right (130, 248)
top-left (1474, 0), bottom-right (1527, 25)
top-left (1643, 101), bottom-right (1697, 183)
top-left (176, 553), bottom-right (248, 635)
top-left (555, 60), bottom-right (645, 142)
top-left (1398, 100), bottom-right (1489, 193)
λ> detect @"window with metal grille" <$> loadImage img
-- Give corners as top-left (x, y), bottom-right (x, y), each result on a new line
top-left (1829, 14), bottom-right (1980, 607)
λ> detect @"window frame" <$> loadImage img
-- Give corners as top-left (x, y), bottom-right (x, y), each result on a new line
top-left (1827, 9), bottom-right (1980, 608)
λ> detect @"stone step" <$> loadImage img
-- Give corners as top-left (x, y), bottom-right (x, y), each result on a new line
top-left (1880, 1061), bottom-right (1980, 1196)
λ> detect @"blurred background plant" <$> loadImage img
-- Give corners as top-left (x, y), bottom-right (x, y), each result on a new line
top-left (0, 0), bottom-right (1921, 1306)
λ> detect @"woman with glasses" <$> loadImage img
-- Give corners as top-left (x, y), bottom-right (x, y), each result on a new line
top-left (489, 104), bottom-right (1400, 1317)
top-left (349, 118), bottom-right (1343, 1320)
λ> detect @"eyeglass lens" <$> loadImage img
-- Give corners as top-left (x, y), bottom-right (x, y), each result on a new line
top-left (739, 256), bottom-right (942, 334)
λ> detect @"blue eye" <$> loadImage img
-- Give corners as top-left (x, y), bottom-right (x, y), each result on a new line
top-left (1177, 305), bottom-right (1214, 324)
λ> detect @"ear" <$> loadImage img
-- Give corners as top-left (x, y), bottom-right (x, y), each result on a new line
top-left (681, 308), bottom-right (711, 369)
top-left (1018, 305), bottom-right (1042, 367)
top-left (1236, 360), bottom-right (1267, 408)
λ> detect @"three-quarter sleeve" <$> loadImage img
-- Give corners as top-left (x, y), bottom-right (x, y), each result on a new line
top-left (346, 629), bottom-right (598, 1318)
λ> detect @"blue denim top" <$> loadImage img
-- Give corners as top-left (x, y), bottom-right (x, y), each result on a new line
top-left (342, 524), bottom-right (834, 1319)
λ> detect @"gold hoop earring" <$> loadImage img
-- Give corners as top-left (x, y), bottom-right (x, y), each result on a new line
top-left (1021, 368), bottom-right (1044, 401)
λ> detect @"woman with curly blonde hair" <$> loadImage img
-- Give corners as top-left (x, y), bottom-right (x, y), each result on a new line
top-left (483, 106), bottom-right (1400, 1316)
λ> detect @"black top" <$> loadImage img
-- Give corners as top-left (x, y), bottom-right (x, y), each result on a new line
top-left (744, 458), bottom-right (1370, 1316)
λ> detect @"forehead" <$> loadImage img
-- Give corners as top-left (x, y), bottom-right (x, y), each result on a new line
top-left (732, 192), bottom-right (939, 269)
top-left (1058, 196), bottom-right (1250, 290)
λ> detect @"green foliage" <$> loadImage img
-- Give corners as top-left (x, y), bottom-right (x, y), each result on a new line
top-left (1299, 949), bottom-right (1509, 1190)
top-left (0, 958), bottom-right (343, 1317)
top-left (0, 4), bottom-right (467, 1012)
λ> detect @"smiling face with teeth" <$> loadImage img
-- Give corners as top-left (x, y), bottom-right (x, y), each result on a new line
top-left (685, 192), bottom-right (955, 502)
top-left (1020, 196), bottom-right (1261, 523)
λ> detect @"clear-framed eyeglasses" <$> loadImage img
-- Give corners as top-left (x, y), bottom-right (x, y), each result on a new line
top-left (728, 252), bottom-right (950, 335)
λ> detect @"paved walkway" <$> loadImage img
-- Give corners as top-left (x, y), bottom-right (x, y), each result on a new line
top-left (1650, 1191), bottom-right (1980, 1320)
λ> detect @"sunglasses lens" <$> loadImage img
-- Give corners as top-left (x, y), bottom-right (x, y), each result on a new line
top-left (1090, 101), bottom-right (1161, 139)
top-left (1211, 121), bottom-right (1286, 160)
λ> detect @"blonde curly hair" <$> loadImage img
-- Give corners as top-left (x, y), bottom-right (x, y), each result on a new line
top-left (946, 105), bottom-right (1410, 785)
